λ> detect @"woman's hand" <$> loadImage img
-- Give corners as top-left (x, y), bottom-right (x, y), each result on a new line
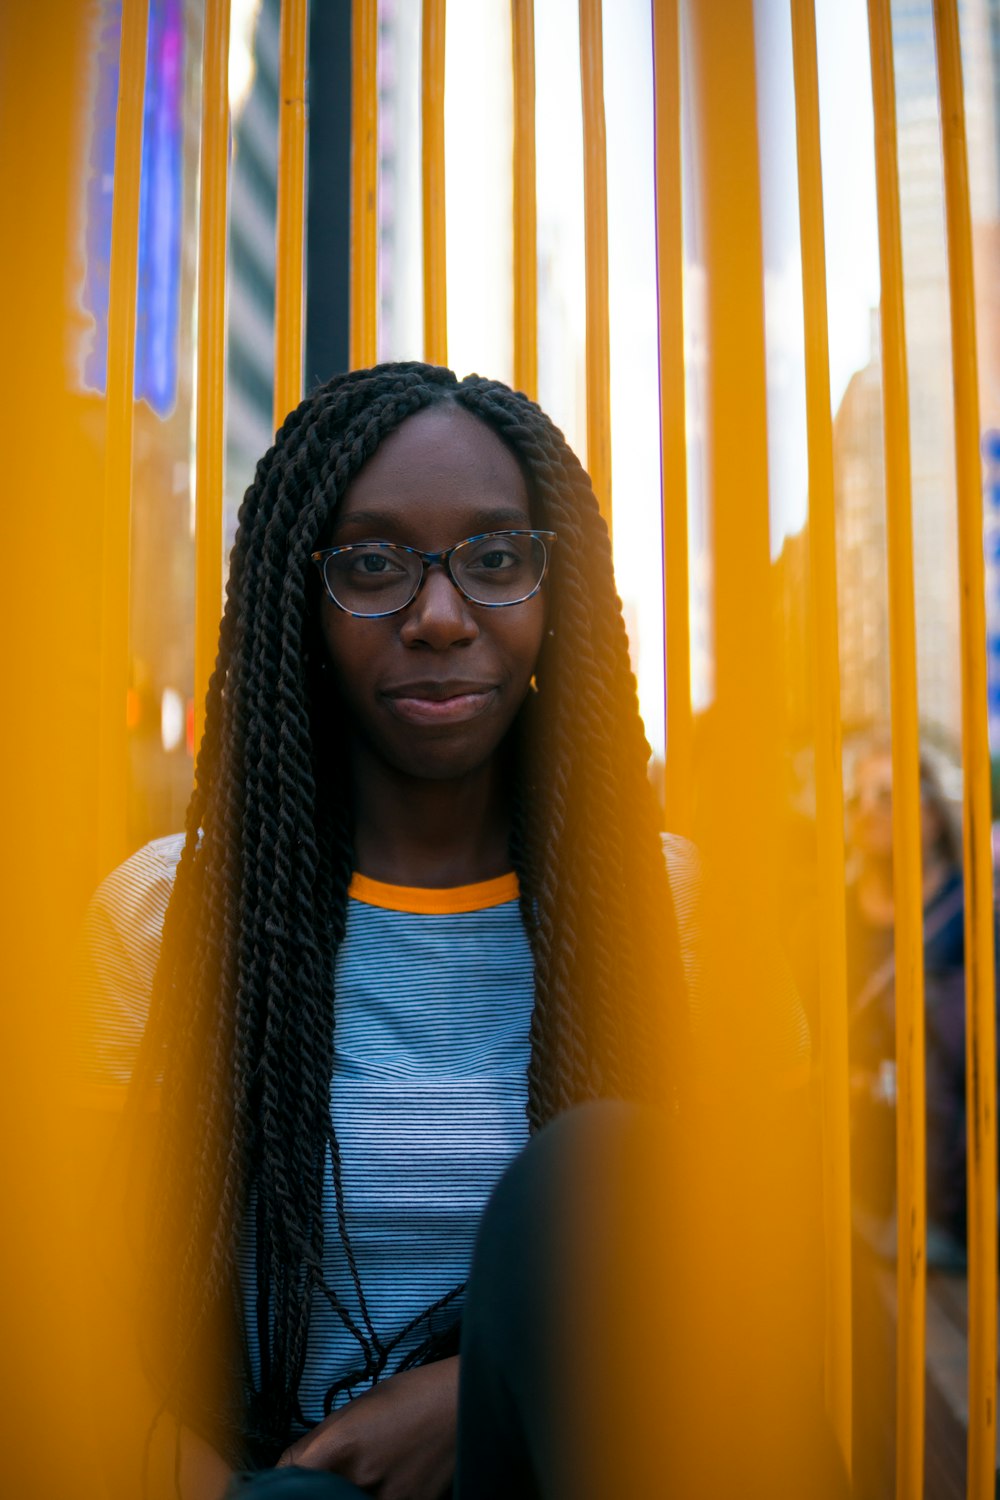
top-left (277, 1356), bottom-right (459, 1500)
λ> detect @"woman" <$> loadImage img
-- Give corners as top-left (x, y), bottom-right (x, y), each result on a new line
top-left (846, 739), bottom-right (975, 1266)
top-left (82, 363), bottom-right (695, 1497)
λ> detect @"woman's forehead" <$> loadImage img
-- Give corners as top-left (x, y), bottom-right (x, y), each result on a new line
top-left (339, 404), bottom-right (530, 516)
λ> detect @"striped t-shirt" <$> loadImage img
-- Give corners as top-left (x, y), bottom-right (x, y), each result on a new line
top-left (79, 834), bottom-right (535, 1423)
top-left (78, 830), bottom-right (804, 1425)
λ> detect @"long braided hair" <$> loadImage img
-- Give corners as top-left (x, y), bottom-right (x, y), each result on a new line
top-left (135, 362), bottom-right (688, 1466)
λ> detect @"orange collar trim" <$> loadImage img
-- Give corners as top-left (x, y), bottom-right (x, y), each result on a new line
top-left (348, 870), bottom-right (520, 915)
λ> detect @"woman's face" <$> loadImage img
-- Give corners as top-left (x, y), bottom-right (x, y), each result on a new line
top-left (850, 750), bottom-right (895, 859)
top-left (318, 403), bottom-right (547, 783)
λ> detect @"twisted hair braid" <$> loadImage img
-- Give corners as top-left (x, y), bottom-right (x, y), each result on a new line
top-left (134, 362), bottom-right (687, 1467)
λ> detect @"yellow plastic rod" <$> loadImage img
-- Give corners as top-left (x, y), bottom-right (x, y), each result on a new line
top-left (578, 0), bottom-right (611, 531)
top-left (867, 4), bottom-right (928, 1495)
top-left (350, 0), bottom-right (378, 371)
top-left (273, 0), bottom-right (308, 430)
top-left (422, 0), bottom-right (447, 367)
top-left (194, 0), bottom-right (232, 755)
top-left (511, 0), bottom-right (538, 402)
top-left (790, 0), bottom-right (853, 1470)
top-left (651, 0), bottom-right (692, 835)
top-left (932, 6), bottom-right (999, 1496)
top-left (98, 0), bottom-right (149, 877)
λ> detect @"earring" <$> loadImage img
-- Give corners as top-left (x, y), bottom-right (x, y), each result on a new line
top-left (529, 674), bottom-right (539, 694)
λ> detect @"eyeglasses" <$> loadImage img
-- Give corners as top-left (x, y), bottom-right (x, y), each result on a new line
top-left (311, 529), bottom-right (557, 618)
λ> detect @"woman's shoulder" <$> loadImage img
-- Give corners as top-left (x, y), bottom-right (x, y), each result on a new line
top-left (661, 831), bottom-right (703, 901)
top-left (660, 832), bottom-right (705, 1002)
top-left (76, 833), bottom-right (187, 1097)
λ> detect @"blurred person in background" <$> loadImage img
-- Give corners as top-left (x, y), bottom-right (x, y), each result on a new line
top-left (846, 737), bottom-right (977, 1269)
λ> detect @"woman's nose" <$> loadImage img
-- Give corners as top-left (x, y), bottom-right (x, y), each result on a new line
top-left (398, 564), bottom-right (480, 647)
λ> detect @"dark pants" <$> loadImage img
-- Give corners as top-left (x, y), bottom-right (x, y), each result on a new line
top-left (228, 1102), bottom-right (850, 1500)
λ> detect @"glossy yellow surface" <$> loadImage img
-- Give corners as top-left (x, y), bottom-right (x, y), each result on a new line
top-left (422, 0), bottom-right (448, 366)
top-left (651, 0), bottom-right (692, 836)
top-left (578, 0), bottom-right (611, 530)
top-left (789, 0), bottom-right (853, 1469)
top-left (194, 0), bottom-right (231, 753)
top-left (681, 6), bottom-right (825, 1485)
top-left (98, 0), bottom-right (149, 879)
top-left (867, 3), bottom-right (928, 1494)
top-left (512, 0), bottom-right (538, 402)
top-left (273, 0), bottom-right (308, 428)
top-left (932, 5), bottom-right (1000, 1496)
top-left (350, 0), bottom-right (378, 370)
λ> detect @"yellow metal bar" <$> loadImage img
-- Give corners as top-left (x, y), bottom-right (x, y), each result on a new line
top-left (511, 0), bottom-right (538, 401)
top-left (682, 8), bottom-right (835, 1487)
top-left (273, 0), bottom-right (308, 429)
top-left (651, 0), bottom-right (691, 834)
top-left (578, 0), bottom-right (611, 530)
top-left (194, 0), bottom-right (232, 754)
top-left (98, 0), bottom-right (149, 876)
top-left (350, 0), bottom-right (378, 370)
top-left (867, 4), bottom-right (927, 1494)
top-left (790, 0), bottom-right (853, 1470)
top-left (932, 6), bottom-right (999, 1496)
top-left (422, 0), bottom-right (447, 366)
top-left (686, 0), bottom-right (776, 891)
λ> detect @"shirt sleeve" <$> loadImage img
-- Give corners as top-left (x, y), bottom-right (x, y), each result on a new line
top-left (662, 832), bottom-right (707, 1026)
top-left (76, 832), bottom-right (185, 1102)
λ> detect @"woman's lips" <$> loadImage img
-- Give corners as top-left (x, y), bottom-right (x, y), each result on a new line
top-left (382, 687), bottom-right (498, 726)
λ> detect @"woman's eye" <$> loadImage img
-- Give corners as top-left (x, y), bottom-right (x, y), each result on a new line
top-left (473, 547), bottom-right (518, 571)
top-left (349, 550), bottom-right (405, 575)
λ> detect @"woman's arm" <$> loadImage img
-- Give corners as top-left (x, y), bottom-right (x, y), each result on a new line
top-left (278, 1357), bottom-right (458, 1500)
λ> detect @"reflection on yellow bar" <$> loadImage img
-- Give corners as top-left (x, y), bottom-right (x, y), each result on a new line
top-left (867, 4), bottom-right (927, 1495)
top-left (932, 6), bottom-right (1000, 1497)
top-left (98, 0), bottom-right (149, 877)
top-left (350, 0), bottom-right (378, 370)
top-left (651, 0), bottom-right (692, 835)
top-left (578, 0), bottom-right (611, 530)
top-left (422, 0), bottom-right (447, 366)
top-left (194, 0), bottom-right (231, 753)
top-left (790, 0), bottom-right (853, 1470)
top-left (512, 0), bottom-right (538, 401)
top-left (684, 4), bottom-right (824, 1488)
top-left (274, 0), bottom-right (308, 428)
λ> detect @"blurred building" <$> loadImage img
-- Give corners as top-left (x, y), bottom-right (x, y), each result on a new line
top-left (772, 524), bottom-right (812, 746)
top-left (832, 0), bottom-right (1000, 755)
top-left (832, 316), bottom-right (890, 735)
top-left (225, 0), bottom-right (279, 549)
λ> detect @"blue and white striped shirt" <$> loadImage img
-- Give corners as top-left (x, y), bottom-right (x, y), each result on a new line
top-left (80, 837), bottom-right (535, 1422)
top-left (78, 829), bottom-right (802, 1425)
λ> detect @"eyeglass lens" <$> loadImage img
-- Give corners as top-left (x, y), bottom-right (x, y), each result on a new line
top-left (322, 533), bottom-right (548, 615)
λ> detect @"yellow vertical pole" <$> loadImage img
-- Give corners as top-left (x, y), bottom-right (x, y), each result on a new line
top-left (867, 4), bottom-right (927, 1495)
top-left (651, 0), bottom-right (692, 834)
top-left (422, 0), bottom-right (448, 367)
top-left (98, 0), bottom-right (149, 877)
top-left (350, 0), bottom-right (378, 371)
top-left (790, 0), bottom-right (853, 1470)
top-left (682, 6), bottom-right (834, 1489)
top-left (273, 0), bottom-right (308, 429)
top-left (578, 0), bottom-right (611, 531)
top-left (932, 7), bottom-right (999, 1497)
top-left (194, 0), bottom-right (232, 753)
top-left (687, 0), bottom-right (776, 897)
top-left (512, 0), bottom-right (538, 402)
